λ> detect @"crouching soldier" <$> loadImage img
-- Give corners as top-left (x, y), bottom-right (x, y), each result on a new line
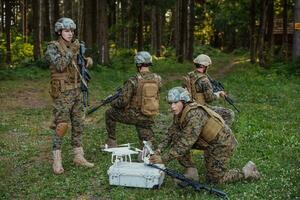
top-left (45, 17), bottom-right (94, 175)
top-left (182, 54), bottom-right (234, 126)
top-left (105, 51), bottom-right (162, 148)
top-left (150, 87), bottom-right (260, 184)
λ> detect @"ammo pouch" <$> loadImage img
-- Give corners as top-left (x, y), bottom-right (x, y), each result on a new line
top-left (49, 79), bottom-right (63, 98)
top-left (49, 72), bottom-right (80, 98)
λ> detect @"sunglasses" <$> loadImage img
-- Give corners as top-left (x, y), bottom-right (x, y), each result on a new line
top-left (136, 63), bottom-right (152, 67)
top-left (194, 63), bottom-right (206, 68)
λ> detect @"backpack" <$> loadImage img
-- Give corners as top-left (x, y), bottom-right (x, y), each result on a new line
top-left (135, 74), bottom-right (160, 116)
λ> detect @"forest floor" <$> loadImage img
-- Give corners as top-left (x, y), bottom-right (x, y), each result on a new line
top-left (0, 52), bottom-right (299, 200)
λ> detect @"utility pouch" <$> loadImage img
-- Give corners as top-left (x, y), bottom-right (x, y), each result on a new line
top-left (49, 80), bottom-right (61, 98)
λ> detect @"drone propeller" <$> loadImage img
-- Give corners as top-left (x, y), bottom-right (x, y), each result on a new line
top-left (118, 143), bottom-right (135, 147)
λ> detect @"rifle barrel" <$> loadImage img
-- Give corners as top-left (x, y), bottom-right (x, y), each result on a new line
top-left (148, 164), bottom-right (228, 199)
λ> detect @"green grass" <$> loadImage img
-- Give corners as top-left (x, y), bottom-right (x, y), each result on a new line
top-left (0, 54), bottom-right (299, 199)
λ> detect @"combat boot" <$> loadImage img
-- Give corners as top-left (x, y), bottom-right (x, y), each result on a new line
top-left (53, 150), bottom-right (64, 174)
top-left (73, 147), bottom-right (94, 168)
top-left (174, 167), bottom-right (199, 187)
top-left (184, 167), bottom-right (200, 181)
top-left (242, 161), bottom-right (260, 180)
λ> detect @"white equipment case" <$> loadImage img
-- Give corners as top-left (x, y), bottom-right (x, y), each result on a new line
top-left (107, 162), bottom-right (165, 189)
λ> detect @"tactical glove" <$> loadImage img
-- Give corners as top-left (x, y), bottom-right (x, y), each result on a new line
top-left (85, 57), bottom-right (93, 68)
top-left (149, 154), bottom-right (163, 164)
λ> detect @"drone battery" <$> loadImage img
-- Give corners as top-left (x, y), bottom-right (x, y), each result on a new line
top-left (107, 162), bottom-right (165, 189)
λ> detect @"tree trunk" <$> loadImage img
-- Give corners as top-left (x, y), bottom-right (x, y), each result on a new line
top-left (76, 0), bottom-right (83, 40)
top-left (137, 0), bottom-right (144, 51)
top-left (1, 0), bottom-right (4, 33)
top-left (97, 0), bottom-right (110, 65)
top-left (257, 0), bottom-right (269, 68)
top-left (151, 5), bottom-right (157, 54)
top-left (178, 0), bottom-right (187, 63)
top-left (83, 0), bottom-right (94, 47)
top-left (33, 0), bottom-right (44, 60)
top-left (293, 0), bottom-right (300, 61)
top-left (108, 0), bottom-right (117, 29)
top-left (250, 0), bottom-right (256, 63)
top-left (151, 3), bottom-right (162, 57)
top-left (155, 6), bottom-right (162, 57)
top-left (44, 0), bottom-right (51, 40)
top-left (187, 0), bottom-right (194, 61)
top-left (5, 0), bottom-right (12, 64)
top-left (262, 0), bottom-right (274, 67)
top-left (175, 1), bottom-right (181, 56)
top-left (48, 0), bottom-right (55, 40)
top-left (53, 0), bottom-right (59, 21)
top-left (282, 0), bottom-right (288, 60)
top-left (63, 0), bottom-right (72, 17)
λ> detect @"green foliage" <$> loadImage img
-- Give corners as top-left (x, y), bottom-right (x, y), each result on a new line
top-left (0, 30), bottom-right (34, 64)
top-left (0, 52), bottom-right (299, 199)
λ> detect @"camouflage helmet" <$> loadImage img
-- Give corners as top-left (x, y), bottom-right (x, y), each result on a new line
top-left (54, 17), bottom-right (76, 33)
top-left (193, 54), bottom-right (212, 67)
top-left (167, 87), bottom-right (191, 103)
top-left (134, 51), bottom-right (152, 65)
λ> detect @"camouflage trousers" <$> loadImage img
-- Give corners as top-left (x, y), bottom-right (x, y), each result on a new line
top-left (105, 107), bottom-right (155, 146)
top-left (178, 126), bottom-right (244, 184)
top-left (210, 106), bottom-right (235, 126)
top-left (204, 125), bottom-right (244, 183)
top-left (51, 88), bottom-right (84, 150)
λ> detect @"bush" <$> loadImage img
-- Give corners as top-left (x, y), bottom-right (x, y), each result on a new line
top-left (0, 32), bottom-right (34, 65)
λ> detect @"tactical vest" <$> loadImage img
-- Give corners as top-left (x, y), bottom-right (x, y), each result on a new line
top-left (179, 103), bottom-right (225, 145)
top-left (130, 73), bottom-right (160, 117)
top-left (182, 71), bottom-right (206, 105)
top-left (49, 39), bottom-right (80, 98)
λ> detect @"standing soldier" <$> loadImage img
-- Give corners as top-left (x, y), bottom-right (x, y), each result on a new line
top-left (150, 87), bottom-right (260, 184)
top-left (105, 51), bottom-right (162, 148)
top-left (182, 54), bottom-right (234, 125)
top-left (45, 17), bottom-right (94, 175)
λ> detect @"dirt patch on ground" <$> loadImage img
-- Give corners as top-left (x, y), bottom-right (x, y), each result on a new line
top-left (162, 59), bottom-right (249, 85)
top-left (0, 83), bottom-right (52, 110)
top-left (214, 59), bottom-right (249, 78)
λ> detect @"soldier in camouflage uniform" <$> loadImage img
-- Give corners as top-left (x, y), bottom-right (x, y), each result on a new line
top-left (105, 51), bottom-right (162, 148)
top-left (150, 87), bottom-right (260, 184)
top-left (45, 17), bottom-right (94, 175)
top-left (182, 54), bottom-right (234, 125)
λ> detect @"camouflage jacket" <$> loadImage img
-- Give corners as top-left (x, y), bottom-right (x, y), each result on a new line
top-left (45, 38), bottom-right (79, 72)
top-left (158, 103), bottom-right (210, 163)
top-left (111, 71), bottom-right (162, 109)
top-left (184, 70), bottom-right (218, 104)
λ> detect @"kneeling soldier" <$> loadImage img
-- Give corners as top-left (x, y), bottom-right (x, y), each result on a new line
top-left (182, 54), bottom-right (234, 126)
top-left (105, 51), bottom-right (162, 148)
top-left (150, 87), bottom-right (260, 184)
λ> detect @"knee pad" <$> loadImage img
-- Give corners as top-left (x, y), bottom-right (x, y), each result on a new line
top-left (55, 122), bottom-right (68, 137)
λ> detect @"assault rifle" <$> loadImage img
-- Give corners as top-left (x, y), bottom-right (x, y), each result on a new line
top-left (87, 88), bottom-right (122, 115)
top-left (207, 74), bottom-right (240, 113)
top-left (148, 164), bottom-right (228, 199)
top-left (77, 41), bottom-right (91, 109)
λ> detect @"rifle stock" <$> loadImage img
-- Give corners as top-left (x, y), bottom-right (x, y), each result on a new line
top-left (148, 164), bottom-right (228, 199)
